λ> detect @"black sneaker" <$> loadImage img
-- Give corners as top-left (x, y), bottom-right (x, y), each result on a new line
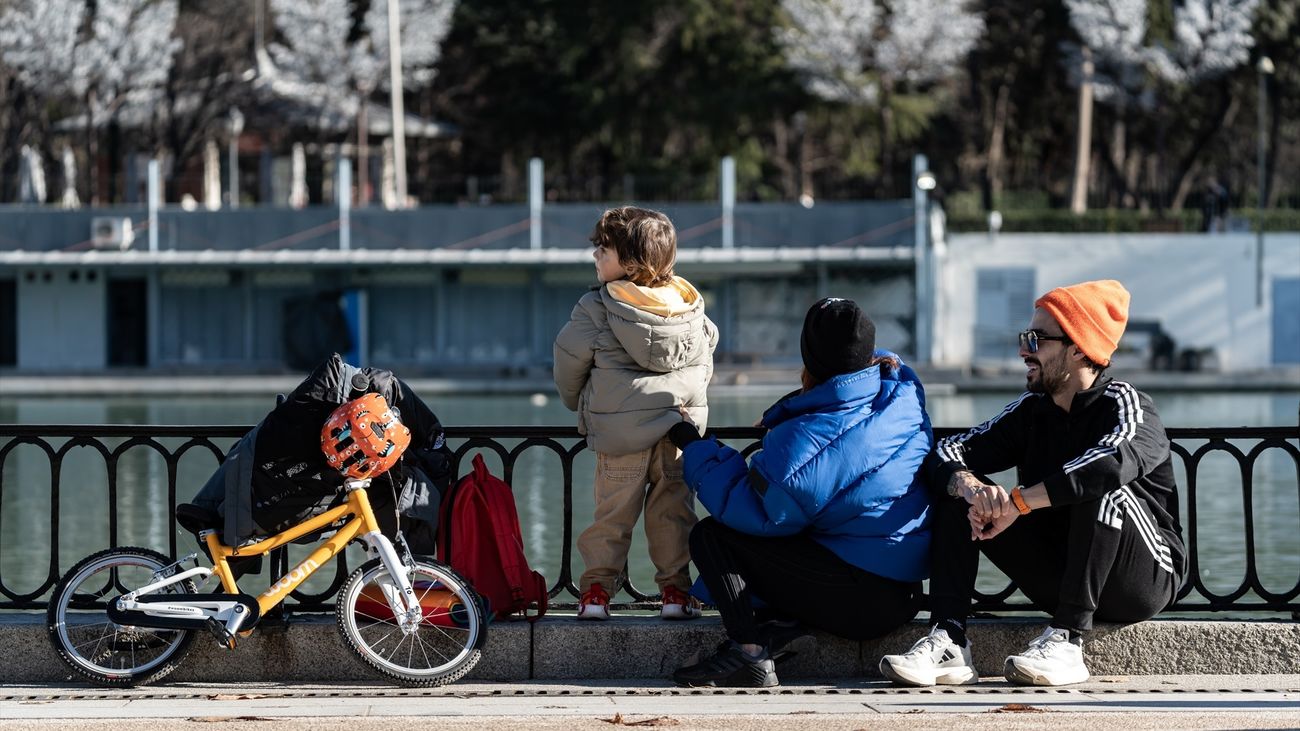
top-left (673, 642), bottom-right (778, 688)
top-left (756, 619), bottom-right (816, 665)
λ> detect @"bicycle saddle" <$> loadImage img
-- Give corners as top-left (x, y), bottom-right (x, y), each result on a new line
top-left (175, 502), bottom-right (221, 535)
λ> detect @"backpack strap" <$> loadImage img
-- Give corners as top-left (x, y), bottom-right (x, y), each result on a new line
top-left (436, 460), bottom-right (470, 563)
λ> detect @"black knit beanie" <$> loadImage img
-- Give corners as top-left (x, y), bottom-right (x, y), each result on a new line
top-left (800, 297), bottom-right (876, 383)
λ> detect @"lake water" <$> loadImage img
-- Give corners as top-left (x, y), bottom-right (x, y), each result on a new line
top-left (1, 388), bottom-right (1297, 611)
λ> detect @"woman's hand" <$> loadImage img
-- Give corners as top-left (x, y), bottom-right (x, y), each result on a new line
top-left (678, 406), bottom-right (695, 425)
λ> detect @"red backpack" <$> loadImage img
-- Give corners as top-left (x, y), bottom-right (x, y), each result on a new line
top-left (437, 453), bottom-right (548, 621)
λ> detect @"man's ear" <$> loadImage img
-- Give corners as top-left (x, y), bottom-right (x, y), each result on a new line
top-left (1067, 343), bottom-right (1087, 363)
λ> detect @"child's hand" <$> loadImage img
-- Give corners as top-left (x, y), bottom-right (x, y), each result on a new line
top-left (669, 408), bottom-right (704, 450)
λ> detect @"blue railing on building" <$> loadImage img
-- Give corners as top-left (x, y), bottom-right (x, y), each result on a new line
top-left (0, 201), bottom-right (916, 253)
top-left (1, 423), bottom-right (1298, 615)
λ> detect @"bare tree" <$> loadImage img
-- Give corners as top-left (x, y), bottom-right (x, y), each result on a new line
top-left (875, 0), bottom-right (984, 189)
top-left (0, 0), bottom-right (180, 203)
top-left (1153, 0), bottom-right (1260, 210)
top-left (1063, 0), bottom-right (1150, 211)
top-left (780, 0), bottom-right (982, 193)
top-left (266, 0), bottom-right (455, 204)
top-left (156, 1), bottom-right (256, 204)
top-left (1065, 0), bottom-right (1258, 211)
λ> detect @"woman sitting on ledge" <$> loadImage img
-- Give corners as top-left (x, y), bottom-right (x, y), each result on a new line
top-left (667, 297), bottom-right (934, 688)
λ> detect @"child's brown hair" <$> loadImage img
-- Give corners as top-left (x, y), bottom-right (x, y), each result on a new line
top-left (589, 206), bottom-right (677, 287)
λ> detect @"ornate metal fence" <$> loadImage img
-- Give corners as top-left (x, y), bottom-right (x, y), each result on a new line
top-left (1, 423), bottom-right (1297, 615)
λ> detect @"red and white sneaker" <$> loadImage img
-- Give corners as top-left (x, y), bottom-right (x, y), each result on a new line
top-left (578, 582), bottom-right (611, 620)
top-left (660, 585), bottom-right (702, 620)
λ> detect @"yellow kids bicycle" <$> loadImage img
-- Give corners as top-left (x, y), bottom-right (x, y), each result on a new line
top-left (46, 394), bottom-right (487, 688)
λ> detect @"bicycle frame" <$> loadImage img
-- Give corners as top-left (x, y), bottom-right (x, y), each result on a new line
top-left (116, 479), bottom-right (422, 641)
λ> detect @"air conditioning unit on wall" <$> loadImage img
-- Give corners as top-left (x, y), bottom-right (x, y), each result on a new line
top-left (90, 217), bottom-right (134, 250)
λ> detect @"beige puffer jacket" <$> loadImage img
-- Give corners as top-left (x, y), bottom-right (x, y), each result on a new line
top-left (553, 278), bottom-right (718, 456)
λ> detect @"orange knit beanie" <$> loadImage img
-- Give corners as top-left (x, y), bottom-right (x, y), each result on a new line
top-left (1034, 279), bottom-right (1130, 366)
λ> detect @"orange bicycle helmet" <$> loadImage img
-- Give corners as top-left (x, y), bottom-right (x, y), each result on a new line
top-left (320, 393), bottom-right (411, 479)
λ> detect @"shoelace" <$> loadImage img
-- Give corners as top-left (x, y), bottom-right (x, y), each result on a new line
top-left (908, 631), bottom-right (950, 658)
top-left (1021, 630), bottom-right (1070, 659)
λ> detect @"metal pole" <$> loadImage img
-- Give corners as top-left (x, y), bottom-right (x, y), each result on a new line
top-left (1256, 57), bottom-right (1273, 308)
top-left (913, 154), bottom-right (929, 364)
top-left (721, 156), bottom-right (735, 249)
top-left (387, 0), bottom-right (408, 208)
top-left (147, 158), bottom-right (159, 253)
top-left (529, 157), bottom-right (543, 249)
top-left (354, 289), bottom-right (369, 366)
top-left (228, 108), bottom-right (243, 210)
top-left (339, 158), bottom-right (352, 251)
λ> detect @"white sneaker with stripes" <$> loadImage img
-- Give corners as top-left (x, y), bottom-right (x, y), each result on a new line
top-left (878, 626), bottom-right (979, 687)
top-left (1003, 627), bottom-right (1090, 686)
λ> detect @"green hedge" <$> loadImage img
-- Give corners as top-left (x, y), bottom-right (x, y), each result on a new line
top-left (946, 208), bottom-right (1300, 233)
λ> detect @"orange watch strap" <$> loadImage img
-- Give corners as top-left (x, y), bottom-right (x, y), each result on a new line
top-left (1012, 486), bottom-right (1032, 515)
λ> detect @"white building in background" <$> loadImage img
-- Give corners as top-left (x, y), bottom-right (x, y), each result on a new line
top-left (930, 232), bottom-right (1300, 372)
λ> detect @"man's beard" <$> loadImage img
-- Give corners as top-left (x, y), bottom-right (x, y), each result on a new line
top-left (1026, 351), bottom-right (1071, 395)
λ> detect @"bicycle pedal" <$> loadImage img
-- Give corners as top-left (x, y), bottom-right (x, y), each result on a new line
top-left (205, 617), bottom-right (237, 650)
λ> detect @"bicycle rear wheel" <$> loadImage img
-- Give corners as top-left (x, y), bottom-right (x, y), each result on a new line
top-left (336, 557), bottom-right (486, 686)
top-left (47, 547), bottom-right (197, 686)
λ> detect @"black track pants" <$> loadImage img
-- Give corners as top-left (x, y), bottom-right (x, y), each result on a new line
top-left (928, 491), bottom-right (1178, 632)
top-left (689, 517), bottom-right (921, 645)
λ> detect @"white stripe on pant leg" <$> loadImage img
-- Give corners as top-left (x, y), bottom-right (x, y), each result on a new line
top-left (1114, 488), bottom-right (1173, 565)
top-left (1096, 487), bottom-right (1175, 573)
top-left (1113, 490), bottom-right (1173, 571)
top-left (1097, 491), bottom-right (1125, 529)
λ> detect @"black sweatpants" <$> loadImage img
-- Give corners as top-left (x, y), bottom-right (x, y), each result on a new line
top-left (689, 517), bottom-right (921, 645)
top-left (929, 489), bottom-right (1178, 632)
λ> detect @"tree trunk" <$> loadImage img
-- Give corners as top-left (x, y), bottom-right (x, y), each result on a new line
top-left (1264, 74), bottom-right (1280, 208)
top-left (770, 116), bottom-right (796, 199)
top-left (986, 83), bottom-right (1010, 209)
top-left (106, 122), bottom-right (121, 204)
top-left (85, 91), bottom-right (100, 206)
top-left (357, 96), bottom-right (369, 207)
top-left (1070, 47), bottom-right (1094, 215)
top-left (799, 124), bottom-right (815, 202)
top-left (879, 83), bottom-right (894, 195)
top-left (500, 151), bottom-right (518, 201)
top-left (1124, 149), bottom-right (1142, 209)
top-left (1107, 117), bottom-right (1128, 207)
top-left (1170, 159), bottom-right (1202, 214)
top-left (1168, 83), bottom-right (1240, 212)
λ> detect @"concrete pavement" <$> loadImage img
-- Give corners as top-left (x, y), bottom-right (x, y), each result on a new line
top-left (3, 676), bottom-right (1300, 730)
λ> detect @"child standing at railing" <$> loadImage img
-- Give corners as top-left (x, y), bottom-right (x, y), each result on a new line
top-left (554, 206), bottom-right (718, 620)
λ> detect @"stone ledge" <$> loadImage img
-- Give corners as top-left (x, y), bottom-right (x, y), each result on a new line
top-left (5, 612), bottom-right (1298, 684)
top-left (4, 612), bottom-right (529, 684)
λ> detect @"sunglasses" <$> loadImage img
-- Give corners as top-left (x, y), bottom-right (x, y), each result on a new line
top-left (1018, 330), bottom-right (1071, 353)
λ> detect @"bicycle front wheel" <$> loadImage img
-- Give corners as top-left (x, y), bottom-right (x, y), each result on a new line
top-left (336, 557), bottom-right (486, 686)
top-left (47, 547), bottom-right (197, 686)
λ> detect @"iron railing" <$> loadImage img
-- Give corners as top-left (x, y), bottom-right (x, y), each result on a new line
top-left (1, 423), bottom-right (1297, 615)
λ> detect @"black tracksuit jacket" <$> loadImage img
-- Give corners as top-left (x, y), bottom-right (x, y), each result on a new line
top-left (928, 376), bottom-right (1188, 583)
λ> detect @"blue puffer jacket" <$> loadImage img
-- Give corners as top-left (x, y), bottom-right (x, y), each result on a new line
top-left (681, 353), bottom-right (933, 582)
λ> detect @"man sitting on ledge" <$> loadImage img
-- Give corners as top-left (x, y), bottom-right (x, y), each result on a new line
top-left (880, 279), bottom-right (1188, 687)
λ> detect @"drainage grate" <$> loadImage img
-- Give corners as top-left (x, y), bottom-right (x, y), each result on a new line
top-left (3, 686), bottom-right (1291, 703)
